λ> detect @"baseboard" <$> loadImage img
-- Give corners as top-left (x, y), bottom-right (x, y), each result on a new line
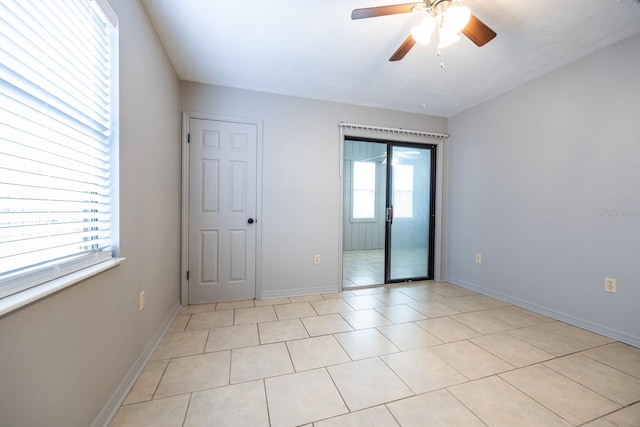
top-left (259, 284), bottom-right (340, 300)
top-left (445, 275), bottom-right (640, 348)
top-left (91, 299), bottom-right (182, 427)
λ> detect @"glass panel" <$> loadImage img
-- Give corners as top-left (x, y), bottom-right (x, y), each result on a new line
top-left (389, 146), bottom-right (432, 281)
top-left (343, 139), bottom-right (386, 288)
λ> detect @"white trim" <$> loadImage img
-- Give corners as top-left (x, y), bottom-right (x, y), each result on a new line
top-left (0, 258), bottom-right (125, 317)
top-left (181, 112), bottom-right (264, 304)
top-left (92, 299), bottom-right (181, 427)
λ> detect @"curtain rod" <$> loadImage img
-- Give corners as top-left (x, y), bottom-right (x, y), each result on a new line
top-left (339, 122), bottom-right (448, 139)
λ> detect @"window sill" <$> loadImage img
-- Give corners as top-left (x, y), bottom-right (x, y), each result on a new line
top-left (0, 257), bottom-right (126, 317)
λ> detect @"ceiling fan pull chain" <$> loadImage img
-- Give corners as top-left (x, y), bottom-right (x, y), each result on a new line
top-left (437, 50), bottom-right (445, 68)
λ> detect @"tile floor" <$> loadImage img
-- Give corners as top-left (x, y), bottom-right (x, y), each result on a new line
top-left (110, 281), bottom-right (640, 427)
top-left (342, 249), bottom-right (430, 288)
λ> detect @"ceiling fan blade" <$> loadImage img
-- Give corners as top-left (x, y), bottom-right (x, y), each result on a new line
top-left (351, 2), bottom-right (423, 20)
top-left (389, 34), bottom-right (416, 61)
top-left (461, 14), bottom-right (497, 47)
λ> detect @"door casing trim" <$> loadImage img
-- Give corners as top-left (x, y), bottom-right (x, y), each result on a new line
top-left (181, 111), bottom-right (263, 305)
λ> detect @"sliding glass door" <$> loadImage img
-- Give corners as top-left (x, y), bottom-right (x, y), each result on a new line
top-left (343, 138), bottom-right (436, 288)
top-left (387, 145), bottom-right (435, 282)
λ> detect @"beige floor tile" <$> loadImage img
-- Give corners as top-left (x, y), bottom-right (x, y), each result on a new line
top-left (286, 335), bottom-right (350, 371)
top-left (179, 303), bottom-right (216, 314)
top-left (374, 305), bottom-right (427, 323)
top-left (289, 294), bottom-right (324, 302)
top-left (309, 298), bottom-right (354, 315)
top-left (274, 302), bottom-right (317, 320)
top-left (166, 314), bottom-right (191, 333)
top-left (205, 323), bottom-right (259, 352)
top-left (544, 353), bottom-right (640, 406)
top-left (255, 297), bottom-right (290, 306)
top-left (382, 348), bottom-right (468, 394)
top-left (258, 318), bottom-right (309, 344)
top-left (436, 296), bottom-right (490, 312)
top-left (537, 321), bottom-right (615, 348)
top-left (482, 306), bottom-right (552, 328)
top-left (327, 357), bottom-right (413, 411)
top-left (230, 342), bottom-right (294, 383)
top-left (314, 406), bottom-right (399, 427)
top-left (415, 317), bottom-right (482, 342)
top-left (321, 290), bottom-right (355, 299)
top-left (470, 333), bottom-right (555, 367)
top-left (340, 309), bottom-right (393, 330)
top-left (150, 330), bottom-right (208, 361)
top-left (215, 299), bottom-right (254, 311)
top-left (110, 395), bottom-right (190, 427)
top-left (184, 380), bottom-right (269, 427)
top-left (602, 402), bottom-right (640, 427)
top-left (387, 389), bottom-right (485, 427)
top-left (376, 322), bottom-right (443, 350)
top-left (432, 285), bottom-right (477, 298)
top-left (301, 314), bottom-right (353, 336)
top-left (234, 306), bottom-right (277, 325)
top-left (582, 342), bottom-right (640, 379)
top-left (500, 364), bottom-right (620, 425)
top-left (451, 311), bottom-right (517, 334)
top-left (372, 292), bottom-right (419, 305)
top-left (185, 310), bottom-right (234, 331)
top-left (581, 418), bottom-right (618, 427)
top-left (429, 340), bottom-right (514, 379)
top-left (463, 294), bottom-right (511, 308)
top-left (407, 300), bottom-right (459, 317)
top-left (450, 376), bottom-right (572, 427)
top-left (335, 328), bottom-right (400, 360)
top-left (155, 351), bottom-right (231, 398)
top-left (350, 287), bottom-right (387, 296)
top-left (507, 325), bottom-right (590, 356)
top-left (265, 368), bottom-right (348, 427)
top-left (342, 295), bottom-right (388, 310)
top-left (123, 360), bottom-right (168, 405)
top-left (399, 287), bottom-right (440, 302)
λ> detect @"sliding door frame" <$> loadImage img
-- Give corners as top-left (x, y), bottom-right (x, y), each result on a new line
top-left (339, 124), bottom-right (447, 289)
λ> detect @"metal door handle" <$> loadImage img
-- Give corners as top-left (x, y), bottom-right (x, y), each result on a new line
top-left (386, 206), bottom-right (393, 224)
top-left (247, 218), bottom-right (255, 224)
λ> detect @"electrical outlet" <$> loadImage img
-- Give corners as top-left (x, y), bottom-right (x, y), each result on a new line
top-left (139, 290), bottom-right (146, 310)
top-left (475, 253), bottom-right (482, 264)
top-left (604, 277), bottom-right (617, 293)
top-left (314, 254), bottom-right (321, 265)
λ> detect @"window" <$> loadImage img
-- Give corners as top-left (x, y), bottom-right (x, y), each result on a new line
top-left (352, 161), bottom-right (376, 219)
top-left (0, 0), bottom-right (119, 300)
top-left (393, 164), bottom-right (414, 218)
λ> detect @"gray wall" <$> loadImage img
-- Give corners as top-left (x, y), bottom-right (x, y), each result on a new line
top-left (446, 33), bottom-right (640, 346)
top-left (0, 1), bottom-right (182, 426)
top-left (182, 83), bottom-right (447, 297)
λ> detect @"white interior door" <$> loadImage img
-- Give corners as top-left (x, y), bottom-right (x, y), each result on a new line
top-left (188, 118), bottom-right (257, 303)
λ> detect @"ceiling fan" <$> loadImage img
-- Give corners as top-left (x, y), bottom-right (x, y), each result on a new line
top-left (352, 0), bottom-right (497, 61)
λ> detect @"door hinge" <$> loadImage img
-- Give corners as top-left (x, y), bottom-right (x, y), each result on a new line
top-left (186, 270), bottom-right (190, 280)
top-left (187, 133), bottom-right (190, 143)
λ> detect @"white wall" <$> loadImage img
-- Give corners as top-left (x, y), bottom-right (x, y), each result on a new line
top-left (183, 84), bottom-right (447, 297)
top-left (446, 33), bottom-right (640, 346)
top-left (0, 1), bottom-right (182, 426)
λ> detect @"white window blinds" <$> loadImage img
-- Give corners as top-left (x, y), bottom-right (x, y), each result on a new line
top-left (0, 0), bottom-right (118, 298)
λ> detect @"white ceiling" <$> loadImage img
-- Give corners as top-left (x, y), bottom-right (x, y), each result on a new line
top-left (141, 0), bottom-right (640, 117)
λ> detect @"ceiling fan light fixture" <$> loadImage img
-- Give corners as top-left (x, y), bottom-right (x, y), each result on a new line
top-left (411, 16), bottom-right (436, 45)
top-left (442, 5), bottom-right (471, 34)
top-left (437, 26), bottom-right (461, 49)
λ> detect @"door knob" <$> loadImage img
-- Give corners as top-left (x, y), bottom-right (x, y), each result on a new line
top-left (247, 218), bottom-right (255, 224)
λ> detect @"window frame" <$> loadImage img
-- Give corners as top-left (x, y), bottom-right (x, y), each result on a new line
top-left (350, 160), bottom-right (377, 223)
top-left (0, 0), bottom-right (122, 316)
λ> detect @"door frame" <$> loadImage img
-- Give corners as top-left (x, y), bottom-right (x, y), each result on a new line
top-left (339, 128), bottom-right (447, 287)
top-left (181, 111), bottom-right (263, 305)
